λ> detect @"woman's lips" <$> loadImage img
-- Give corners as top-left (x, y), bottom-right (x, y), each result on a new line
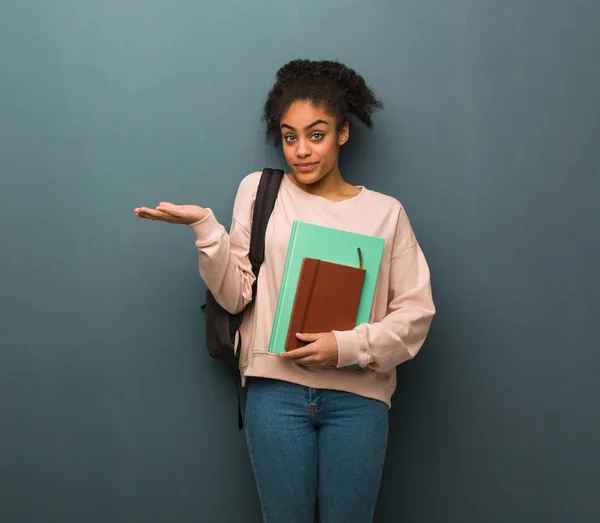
top-left (295, 162), bottom-right (319, 172)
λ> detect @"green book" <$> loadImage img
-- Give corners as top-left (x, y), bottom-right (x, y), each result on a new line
top-left (268, 221), bottom-right (385, 356)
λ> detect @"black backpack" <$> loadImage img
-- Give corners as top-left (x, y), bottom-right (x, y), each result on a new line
top-left (202, 168), bottom-right (284, 428)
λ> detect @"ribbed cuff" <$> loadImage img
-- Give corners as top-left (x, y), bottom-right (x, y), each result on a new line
top-left (187, 209), bottom-right (222, 245)
top-left (332, 329), bottom-right (362, 368)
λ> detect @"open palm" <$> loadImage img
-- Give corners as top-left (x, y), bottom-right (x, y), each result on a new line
top-left (134, 202), bottom-right (208, 225)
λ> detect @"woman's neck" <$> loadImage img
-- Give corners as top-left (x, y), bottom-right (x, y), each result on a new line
top-left (289, 167), bottom-right (361, 202)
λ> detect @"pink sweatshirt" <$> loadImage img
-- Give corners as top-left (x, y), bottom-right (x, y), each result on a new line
top-left (189, 172), bottom-right (435, 407)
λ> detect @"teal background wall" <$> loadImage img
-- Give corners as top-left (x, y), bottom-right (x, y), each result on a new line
top-left (1, 1), bottom-right (599, 522)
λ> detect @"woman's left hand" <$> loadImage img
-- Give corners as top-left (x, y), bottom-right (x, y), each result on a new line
top-left (279, 332), bottom-right (339, 368)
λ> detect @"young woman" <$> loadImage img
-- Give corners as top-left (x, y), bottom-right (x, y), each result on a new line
top-left (135, 59), bottom-right (435, 523)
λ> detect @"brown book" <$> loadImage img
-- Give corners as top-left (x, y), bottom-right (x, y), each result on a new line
top-left (284, 250), bottom-right (366, 351)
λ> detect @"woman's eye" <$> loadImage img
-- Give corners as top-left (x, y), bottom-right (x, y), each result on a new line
top-left (284, 135), bottom-right (296, 143)
top-left (311, 133), bottom-right (324, 141)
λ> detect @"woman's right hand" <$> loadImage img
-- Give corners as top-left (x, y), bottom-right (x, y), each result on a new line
top-left (134, 202), bottom-right (209, 225)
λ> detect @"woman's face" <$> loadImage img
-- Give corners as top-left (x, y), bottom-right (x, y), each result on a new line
top-left (280, 101), bottom-right (349, 185)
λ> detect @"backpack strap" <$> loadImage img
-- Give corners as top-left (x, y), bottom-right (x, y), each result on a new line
top-left (248, 168), bottom-right (284, 298)
top-left (233, 167), bottom-right (283, 430)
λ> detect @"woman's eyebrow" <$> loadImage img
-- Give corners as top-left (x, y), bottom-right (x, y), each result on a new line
top-left (280, 119), bottom-right (330, 131)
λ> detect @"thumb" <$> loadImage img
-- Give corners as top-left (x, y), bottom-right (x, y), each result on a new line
top-left (296, 332), bottom-right (328, 342)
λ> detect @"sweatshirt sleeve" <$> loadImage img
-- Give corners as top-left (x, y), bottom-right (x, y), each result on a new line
top-left (187, 172), bottom-right (261, 315)
top-left (332, 206), bottom-right (436, 372)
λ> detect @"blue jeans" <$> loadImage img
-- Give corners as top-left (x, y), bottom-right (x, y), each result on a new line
top-left (245, 378), bottom-right (389, 523)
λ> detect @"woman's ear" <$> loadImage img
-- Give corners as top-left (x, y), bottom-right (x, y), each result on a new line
top-left (338, 122), bottom-right (350, 146)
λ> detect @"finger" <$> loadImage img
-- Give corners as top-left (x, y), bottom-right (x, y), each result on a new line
top-left (296, 332), bottom-right (328, 342)
top-left (135, 210), bottom-right (159, 220)
top-left (293, 355), bottom-right (332, 368)
top-left (279, 347), bottom-right (315, 359)
top-left (137, 208), bottom-right (175, 222)
top-left (135, 206), bottom-right (154, 214)
top-left (292, 357), bottom-right (320, 367)
top-left (136, 206), bottom-right (164, 215)
top-left (137, 210), bottom-right (162, 220)
top-left (156, 202), bottom-right (181, 215)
